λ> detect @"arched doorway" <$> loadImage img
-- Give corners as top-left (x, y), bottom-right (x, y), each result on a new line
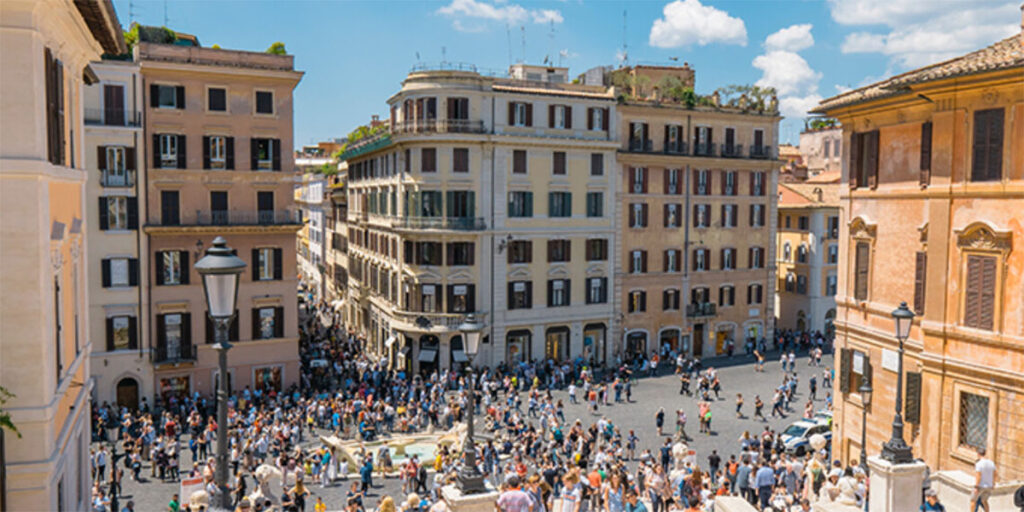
top-left (449, 335), bottom-right (468, 370)
top-left (625, 331), bottom-right (647, 361)
top-left (659, 328), bottom-right (681, 354)
top-left (796, 310), bottom-right (807, 332)
top-left (116, 377), bottom-right (139, 410)
top-left (544, 326), bottom-right (570, 362)
top-left (418, 335), bottom-right (440, 376)
top-left (584, 323), bottom-right (607, 364)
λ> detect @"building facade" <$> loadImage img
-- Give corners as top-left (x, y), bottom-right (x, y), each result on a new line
top-left (774, 183), bottom-right (839, 334)
top-left (341, 65), bottom-right (618, 373)
top-left (616, 93), bottom-right (781, 360)
top-left (325, 166), bottom-right (348, 305)
top-left (137, 40), bottom-right (304, 400)
top-left (0, 0), bottom-right (125, 509)
top-left (296, 173), bottom-right (327, 297)
top-left (815, 28), bottom-right (1024, 480)
top-left (798, 126), bottom-right (842, 179)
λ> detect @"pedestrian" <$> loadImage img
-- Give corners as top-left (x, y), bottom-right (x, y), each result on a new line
top-left (809, 375), bottom-right (817, 401)
top-left (654, 408), bottom-right (665, 436)
top-left (735, 394), bottom-right (744, 419)
top-left (921, 488), bottom-right (945, 511)
top-left (753, 395), bottom-right (765, 421)
top-left (972, 447), bottom-right (997, 512)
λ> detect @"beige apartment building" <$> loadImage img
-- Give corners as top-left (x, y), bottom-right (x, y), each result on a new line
top-left (137, 40), bottom-right (304, 400)
top-left (83, 58), bottom-right (154, 408)
top-left (0, 0), bottom-right (125, 509)
top-left (341, 64), bottom-right (618, 373)
top-left (325, 166), bottom-right (348, 305)
top-left (774, 183), bottom-right (839, 334)
top-left (615, 69), bottom-right (781, 359)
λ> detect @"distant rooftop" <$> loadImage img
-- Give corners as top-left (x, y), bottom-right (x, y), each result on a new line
top-left (779, 183), bottom-right (839, 208)
top-left (137, 41), bottom-right (296, 71)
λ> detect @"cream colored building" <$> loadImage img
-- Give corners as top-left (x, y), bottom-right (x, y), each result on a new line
top-left (798, 126), bottom-right (842, 178)
top-left (341, 65), bottom-right (618, 373)
top-left (774, 183), bottom-right (839, 334)
top-left (325, 166), bottom-right (348, 305)
top-left (83, 58), bottom-right (154, 408)
top-left (0, 0), bottom-right (124, 509)
top-left (296, 173), bottom-right (327, 298)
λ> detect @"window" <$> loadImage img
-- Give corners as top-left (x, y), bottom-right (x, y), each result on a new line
top-left (798, 216), bottom-right (809, 230)
top-left (509, 281), bottom-right (532, 309)
top-left (210, 191), bottom-right (228, 224)
top-left (548, 279), bottom-right (570, 307)
top-left (208, 87), bottom-right (226, 111)
top-left (693, 169), bottom-right (710, 195)
top-left (590, 153), bottom-right (604, 176)
top-left (160, 190), bottom-right (179, 225)
top-left (785, 216), bottom-right (792, 229)
top-left (747, 283), bottom-right (764, 305)
top-left (256, 247), bottom-right (282, 281)
top-left (158, 134), bottom-right (180, 168)
top-left (958, 392), bottom-right (989, 451)
top-left (255, 91), bottom-right (274, 114)
top-left (453, 148), bottom-right (469, 173)
top-left (509, 101), bottom-right (531, 126)
top-left (722, 171), bottom-right (737, 196)
top-left (551, 151), bottom-right (567, 175)
top-left (823, 139), bottom-right (831, 159)
top-left (851, 130), bottom-right (880, 188)
top-left (963, 254), bottom-right (997, 330)
top-left (753, 129), bottom-right (765, 155)
top-left (446, 242), bottom-right (474, 266)
top-left (411, 241), bottom-right (442, 265)
top-left (721, 248), bottom-right (736, 270)
top-left (628, 290), bottom-right (647, 313)
top-left (254, 307), bottom-right (282, 339)
top-left (664, 249), bottom-right (680, 272)
top-left (630, 167), bottom-right (648, 194)
top-left (693, 204), bottom-right (710, 228)
top-left (749, 247), bottom-right (766, 269)
top-left (692, 248), bottom-right (709, 271)
top-left (785, 273), bottom-right (796, 292)
top-left (796, 275), bottom-right (807, 294)
top-left (101, 196), bottom-right (131, 230)
top-left (586, 192), bottom-right (604, 217)
top-left (721, 204), bottom-right (738, 228)
top-left (421, 148), bottom-right (437, 173)
top-left (828, 244), bottom-right (838, 264)
top-left (828, 216), bottom-right (840, 238)
top-left (971, 108), bottom-right (1004, 182)
top-left (854, 242), bottom-right (870, 300)
top-left (205, 136), bottom-right (228, 170)
top-left (920, 121), bottom-right (933, 185)
top-left (665, 124), bottom-right (684, 153)
top-left (665, 168), bottom-right (680, 195)
top-left (100, 146), bottom-right (130, 186)
top-left (629, 203), bottom-right (648, 228)
top-left (663, 289), bottom-right (681, 311)
top-left (783, 242), bottom-right (792, 262)
top-left (101, 257), bottom-right (137, 287)
top-left (508, 192), bottom-right (533, 217)
top-left (153, 84), bottom-right (182, 109)
top-left (448, 97), bottom-right (469, 120)
top-left (826, 275), bottom-right (837, 296)
top-left (508, 240), bottom-right (532, 264)
top-left (750, 171), bottom-right (766, 196)
top-left (913, 251), bottom-right (927, 314)
top-left (420, 284), bottom-right (439, 312)
top-left (797, 244), bottom-right (808, 263)
top-left (630, 250), bottom-right (648, 274)
top-left (157, 250), bottom-right (188, 285)
top-left (447, 284), bottom-right (474, 313)
top-left (694, 126), bottom-right (712, 155)
top-left (588, 107), bottom-right (606, 131)
top-left (107, 316), bottom-right (136, 351)
top-left (587, 277), bottom-right (608, 304)
top-left (549, 105), bottom-right (570, 129)
top-left (513, 149), bottom-right (527, 174)
top-left (548, 192), bottom-right (572, 217)
top-left (629, 122), bottom-right (649, 151)
top-left (585, 239), bottom-right (608, 261)
top-left (547, 239), bottom-right (571, 262)
top-left (664, 203), bottom-right (681, 227)
top-left (690, 287), bottom-right (710, 305)
top-left (719, 285), bottom-right (735, 307)
top-left (44, 48), bottom-right (66, 166)
top-left (251, 138), bottom-right (279, 171)
top-left (749, 204), bottom-right (766, 227)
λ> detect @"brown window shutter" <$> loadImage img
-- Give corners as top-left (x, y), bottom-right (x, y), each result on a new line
top-left (547, 240), bottom-right (555, 262)
top-left (748, 171), bottom-right (755, 196)
top-left (904, 371), bottom-right (922, 424)
top-left (642, 203), bottom-right (648, 226)
top-left (587, 108), bottom-right (594, 130)
top-left (642, 251), bottom-right (648, 272)
top-left (663, 168), bottom-right (670, 194)
top-left (602, 108), bottom-right (609, 130)
top-left (508, 102), bottom-right (515, 125)
top-left (919, 122), bottom-right (932, 185)
top-left (525, 103), bottom-right (533, 126)
top-left (642, 167), bottom-right (648, 192)
top-left (854, 242), bottom-right (870, 301)
top-left (913, 251), bottom-right (927, 314)
top-left (978, 255), bottom-right (997, 330)
top-left (548, 105), bottom-right (555, 128)
top-left (97, 146), bottom-right (107, 170)
top-left (642, 123), bottom-right (649, 145)
top-left (839, 348), bottom-right (851, 393)
top-left (866, 130), bottom-right (879, 189)
top-left (126, 147), bottom-right (136, 171)
top-left (564, 106), bottom-right (572, 129)
top-left (850, 133), bottom-right (861, 189)
top-left (565, 240), bottom-right (571, 262)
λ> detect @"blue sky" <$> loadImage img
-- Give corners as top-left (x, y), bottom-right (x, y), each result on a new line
top-left (114, 0), bottom-right (1020, 147)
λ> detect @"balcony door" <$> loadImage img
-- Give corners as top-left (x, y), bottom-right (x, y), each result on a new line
top-left (258, 191), bottom-right (274, 224)
top-left (103, 84), bottom-right (125, 126)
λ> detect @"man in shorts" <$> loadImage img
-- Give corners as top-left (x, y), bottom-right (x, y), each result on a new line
top-left (972, 446), bottom-right (997, 512)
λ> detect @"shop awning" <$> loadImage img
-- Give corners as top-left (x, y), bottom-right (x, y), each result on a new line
top-left (418, 349), bottom-right (437, 362)
top-left (397, 346), bottom-right (411, 359)
top-left (452, 350), bottom-right (469, 363)
top-left (385, 336), bottom-right (397, 349)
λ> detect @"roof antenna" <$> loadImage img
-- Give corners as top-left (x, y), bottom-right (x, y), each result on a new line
top-left (520, 25), bottom-right (526, 64)
top-left (621, 9), bottom-right (629, 67)
top-left (506, 23), bottom-right (513, 67)
top-left (548, 20), bottom-right (556, 66)
top-left (163, 0), bottom-right (169, 26)
top-left (128, 0), bottom-right (137, 25)
top-left (441, 46), bottom-right (447, 65)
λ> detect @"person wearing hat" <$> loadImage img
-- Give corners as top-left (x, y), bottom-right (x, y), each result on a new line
top-left (921, 489), bottom-right (945, 511)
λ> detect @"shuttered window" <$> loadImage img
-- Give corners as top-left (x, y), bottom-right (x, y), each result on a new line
top-left (854, 242), bottom-right (870, 301)
top-left (971, 108), bottom-right (1003, 182)
top-left (919, 121), bottom-right (932, 186)
top-left (850, 131), bottom-right (879, 189)
top-left (913, 251), bottom-right (927, 315)
top-left (904, 372), bottom-right (922, 424)
top-left (963, 254), bottom-right (997, 330)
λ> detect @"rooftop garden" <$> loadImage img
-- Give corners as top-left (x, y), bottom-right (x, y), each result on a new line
top-left (333, 122), bottom-right (391, 162)
top-left (612, 70), bottom-right (778, 113)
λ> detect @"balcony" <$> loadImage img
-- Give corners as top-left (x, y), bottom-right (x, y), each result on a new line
top-left (148, 209), bottom-right (300, 228)
top-left (720, 144), bottom-right (744, 158)
top-left (100, 169), bottom-right (136, 188)
top-left (663, 142), bottom-right (689, 155)
top-left (391, 310), bottom-right (486, 332)
top-left (391, 216), bottom-right (486, 231)
top-left (693, 142), bottom-right (717, 157)
top-left (750, 145), bottom-right (774, 159)
top-left (392, 119), bottom-right (487, 134)
top-left (84, 108), bottom-right (141, 128)
top-left (686, 302), bottom-right (717, 318)
top-left (153, 343), bottom-right (197, 364)
top-left (627, 139), bottom-right (653, 153)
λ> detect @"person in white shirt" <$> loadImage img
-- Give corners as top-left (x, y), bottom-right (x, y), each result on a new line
top-left (973, 447), bottom-right (997, 512)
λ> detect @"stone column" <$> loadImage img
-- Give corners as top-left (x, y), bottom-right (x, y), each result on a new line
top-left (866, 455), bottom-right (927, 512)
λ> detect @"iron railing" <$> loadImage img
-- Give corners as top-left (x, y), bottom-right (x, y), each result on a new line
top-left (153, 343), bottom-right (197, 363)
top-left (84, 108), bottom-right (141, 127)
top-left (686, 302), bottom-right (717, 318)
top-left (391, 216), bottom-right (486, 231)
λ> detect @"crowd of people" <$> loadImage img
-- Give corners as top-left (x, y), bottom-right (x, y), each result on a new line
top-left (86, 287), bottom-right (920, 512)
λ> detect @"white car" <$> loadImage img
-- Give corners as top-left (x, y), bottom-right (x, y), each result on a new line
top-left (781, 420), bottom-right (832, 456)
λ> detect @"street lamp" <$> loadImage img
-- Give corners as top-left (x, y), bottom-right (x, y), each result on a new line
top-left (859, 374), bottom-right (872, 475)
top-left (455, 313), bottom-right (485, 494)
top-left (195, 236), bottom-right (246, 509)
top-left (881, 301), bottom-right (914, 464)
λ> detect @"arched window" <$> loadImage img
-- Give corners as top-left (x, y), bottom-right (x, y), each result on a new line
top-left (783, 242), bottom-right (792, 261)
top-left (797, 244), bottom-right (808, 263)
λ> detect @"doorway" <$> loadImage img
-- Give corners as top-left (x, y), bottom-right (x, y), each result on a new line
top-left (692, 323), bottom-right (704, 357)
top-left (116, 378), bottom-right (139, 410)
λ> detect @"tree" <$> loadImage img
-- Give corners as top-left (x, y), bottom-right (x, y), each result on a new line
top-left (266, 42), bottom-right (287, 55)
top-left (714, 84), bottom-right (777, 109)
top-left (0, 386), bottom-right (20, 438)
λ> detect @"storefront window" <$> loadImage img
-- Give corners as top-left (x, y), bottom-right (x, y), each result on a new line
top-left (583, 323), bottom-right (606, 364)
top-left (159, 376), bottom-right (189, 401)
top-left (254, 366), bottom-right (282, 392)
top-left (544, 327), bottom-right (569, 362)
top-left (507, 330), bottom-right (530, 364)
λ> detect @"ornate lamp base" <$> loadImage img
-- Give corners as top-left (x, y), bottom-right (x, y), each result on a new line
top-left (880, 438), bottom-right (914, 464)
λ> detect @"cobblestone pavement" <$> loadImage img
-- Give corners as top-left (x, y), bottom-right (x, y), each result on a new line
top-left (102, 350), bottom-right (832, 511)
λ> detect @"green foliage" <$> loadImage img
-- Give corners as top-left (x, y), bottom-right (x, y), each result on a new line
top-left (211, 44), bottom-right (222, 49)
top-left (809, 118), bottom-right (838, 130)
top-left (123, 24), bottom-right (178, 53)
top-left (0, 386), bottom-right (20, 438)
top-left (266, 42), bottom-right (287, 55)
top-left (714, 84), bottom-right (777, 109)
top-left (319, 162), bottom-right (338, 176)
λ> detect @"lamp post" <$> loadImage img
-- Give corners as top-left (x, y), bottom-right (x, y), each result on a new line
top-left (859, 375), bottom-right (872, 475)
top-left (455, 313), bottom-right (486, 494)
top-left (195, 236), bottom-right (246, 509)
top-left (881, 301), bottom-right (914, 464)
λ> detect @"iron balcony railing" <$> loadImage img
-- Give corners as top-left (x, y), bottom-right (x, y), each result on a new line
top-left (686, 302), bottom-right (717, 318)
top-left (392, 310), bottom-right (486, 330)
top-left (392, 119), bottom-right (487, 134)
top-left (720, 144), bottom-right (744, 158)
top-left (664, 142), bottom-right (689, 155)
top-left (391, 216), bottom-right (486, 231)
top-left (149, 209), bottom-right (299, 227)
top-left (750, 145), bottom-right (774, 159)
top-left (100, 169), bottom-right (136, 188)
top-left (628, 139), bottom-right (653, 152)
top-left (693, 142), bottom-right (717, 157)
top-left (84, 108), bottom-right (142, 127)
top-left (153, 343), bottom-right (197, 364)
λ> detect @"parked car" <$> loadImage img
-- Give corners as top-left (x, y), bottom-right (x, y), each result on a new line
top-left (781, 420), bottom-right (833, 456)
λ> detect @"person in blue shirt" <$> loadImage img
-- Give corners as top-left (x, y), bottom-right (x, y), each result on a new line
top-left (921, 489), bottom-right (945, 511)
top-left (360, 456), bottom-right (374, 492)
top-left (754, 462), bottom-right (776, 509)
top-left (624, 489), bottom-right (647, 512)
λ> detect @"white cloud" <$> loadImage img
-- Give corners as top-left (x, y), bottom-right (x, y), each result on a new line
top-left (831, 0), bottom-right (1019, 69)
top-left (753, 50), bottom-right (822, 97)
top-left (779, 94), bottom-right (823, 120)
top-left (834, 84), bottom-right (851, 94)
top-left (649, 0), bottom-right (747, 48)
top-left (437, 0), bottom-right (563, 31)
top-left (764, 24), bottom-right (814, 52)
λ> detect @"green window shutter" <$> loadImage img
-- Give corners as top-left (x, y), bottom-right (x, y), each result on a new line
top-left (525, 192), bottom-right (533, 217)
top-left (468, 191), bottom-right (475, 217)
top-left (905, 371), bottom-right (922, 424)
top-left (446, 191), bottom-right (454, 218)
top-left (839, 348), bottom-right (851, 393)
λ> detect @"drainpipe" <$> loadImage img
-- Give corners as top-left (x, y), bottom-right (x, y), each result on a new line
top-left (683, 113), bottom-right (692, 355)
top-left (488, 93), bottom-right (495, 368)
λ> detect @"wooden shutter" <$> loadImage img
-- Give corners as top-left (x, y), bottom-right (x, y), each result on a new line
top-left (641, 167), bottom-right (648, 193)
top-left (508, 102), bottom-right (515, 125)
top-left (252, 309), bottom-right (261, 339)
top-left (155, 252), bottom-right (165, 285)
top-left (252, 249), bottom-right (260, 281)
top-left (127, 197), bottom-right (138, 229)
top-left (849, 132), bottom-right (861, 189)
top-left (839, 348), bottom-right (851, 393)
top-left (105, 317), bottom-right (116, 350)
top-left (97, 146), bottom-right (107, 170)
top-left (904, 371), bottom-right (922, 424)
top-left (564, 106), bottom-right (572, 129)
top-left (965, 255), bottom-right (997, 330)
top-left (525, 103), bottom-right (533, 126)
top-left (153, 134), bottom-right (161, 168)
top-left (202, 136), bottom-right (211, 169)
top-left (641, 123), bottom-right (649, 147)
top-left (272, 138), bottom-right (281, 171)
top-left (125, 147), bottom-right (136, 171)
top-left (587, 108), bottom-right (594, 130)
top-left (919, 122), bottom-right (932, 185)
top-left (601, 108), bottom-right (609, 130)
top-left (274, 248), bottom-right (283, 280)
top-left (101, 259), bottom-right (111, 287)
top-left (663, 125), bottom-right (670, 151)
top-left (641, 251), bottom-right (648, 272)
top-left (250, 138), bottom-right (259, 170)
top-left (866, 130), bottom-right (879, 189)
top-left (548, 105), bottom-right (555, 128)
top-left (225, 137), bottom-right (235, 169)
top-left (129, 259), bottom-right (139, 286)
top-left (180, 251), bottom-right (190, 285)
top-left (972, 108), bottom-right (1004, 182)
top-left (181, 313), bottom-right (192, 348)
top-left (641, 203), bottom-right (648, 226)
top-left (854, 242), bottom-right (870, 301)
top-left (758, 204), bottom-right (765, 226)
top-left (176, 134), bottom-right (187, 169)
top-left (98, 197), bottom-right (109, 230)
top-left (175, 86), bottom-right (185, 109)
top-left (128, 316), bottom-right (138, 349)
top-left (913, 251), bottom-right (927, 314)
top-left (149, 84), bottom-right (159, 108)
